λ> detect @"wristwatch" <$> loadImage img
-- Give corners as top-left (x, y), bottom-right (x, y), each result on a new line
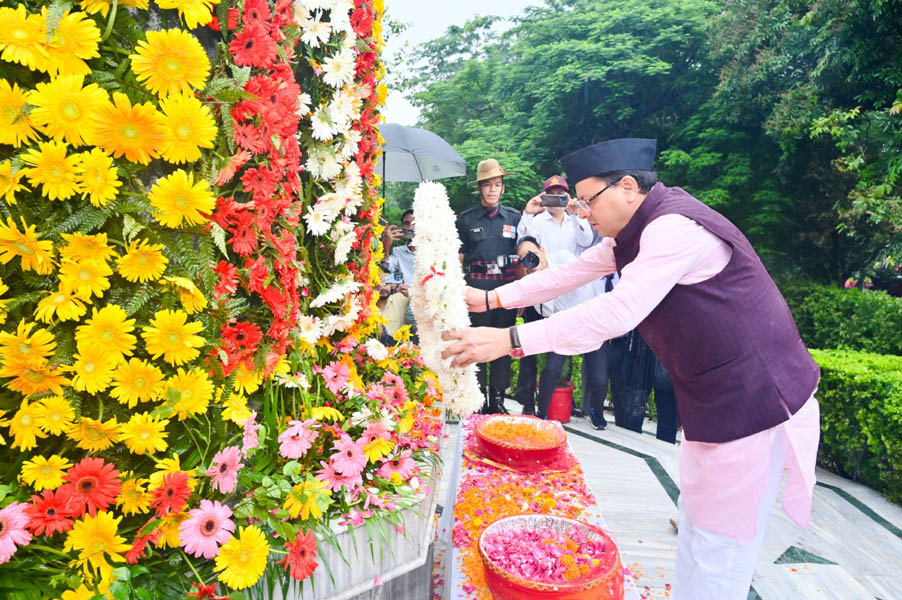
top-left (509, 326), bottom-right (524, 358)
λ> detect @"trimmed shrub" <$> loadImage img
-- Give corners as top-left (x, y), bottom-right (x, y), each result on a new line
top-left (811, 349), bottom-right (902, 502)
top-left (780, 282), bottom-right (902, 356)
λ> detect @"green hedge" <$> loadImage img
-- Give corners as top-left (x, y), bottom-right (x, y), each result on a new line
top-left (812, 348), bottom-right (902, 502)
top-left (780, 281), bottom-right (902, 355)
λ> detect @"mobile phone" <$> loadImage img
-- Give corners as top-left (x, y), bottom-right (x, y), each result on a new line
top-left (540, 194), bottom-right (568, 207)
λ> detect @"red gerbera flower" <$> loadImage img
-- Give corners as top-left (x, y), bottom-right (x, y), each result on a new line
top-left (229, 22), bottom-right (278, 68)
top-left (213, 260), bottom-right (239, 297)
top-left (229, 212), bottom-right (259, 256)
top-left (126, 526), bottom-right (162, 564)
top-left (277, 529), bottom-right (318, 581)
top-left (24, 488), bottom-right (75, 536)
top-left (241, 166), bottom-right (278, 198)
top-left (242, 0), bottom-right (272, 25)
top-left (150, 472), bottom-right (191, 516)
top-left (189, 582), bottom-right (230, 600)
top-left (214, 150), bottom-right (252, 186)
top-left (350, 7), bottom-right (373, 38)
top-left (61, 457), bottom-right (121, 517)
top-left (234, 123), bottom-right (268, 154)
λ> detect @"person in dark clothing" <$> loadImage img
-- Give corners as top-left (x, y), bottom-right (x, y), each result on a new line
top-left (456, 158), bottom-right (521, 413)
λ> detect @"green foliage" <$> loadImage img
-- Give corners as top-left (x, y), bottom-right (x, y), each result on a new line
top-left (811, 349), bottom-right (902, 502)
top-left (780, 282), bottom-right (902, 356)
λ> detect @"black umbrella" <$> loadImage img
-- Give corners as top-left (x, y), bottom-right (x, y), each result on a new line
top-left (375, 123), bottom-right (467, 196)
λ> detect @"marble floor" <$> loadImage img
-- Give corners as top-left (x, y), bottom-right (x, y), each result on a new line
top-left (435, 407), bottom-right (902, 600)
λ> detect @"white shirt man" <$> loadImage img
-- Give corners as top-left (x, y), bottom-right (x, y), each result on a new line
top-left (516, 175), bottom-right (594, 255)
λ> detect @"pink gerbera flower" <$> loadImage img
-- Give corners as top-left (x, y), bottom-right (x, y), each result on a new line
top-left (376, 450), bottom-right (416, 481)
top-left (361, 422), bottom-right (389, 445)
top-left (278, 419), bottom-right (318, 459)
top-left (178, 500), bottom-right (235, 559)
top-left (320, 360), bottom-right (350, 396)
top-left (0, 502), bottom-right (32, 564)
top-left (242, 411), bottom-right (261, 455)
top-left (316, 459), bottom-right (363, 493)
top-left (206, 446), bottom-right (244, 494)
top-left (330, 435), bottom-right (367, 477)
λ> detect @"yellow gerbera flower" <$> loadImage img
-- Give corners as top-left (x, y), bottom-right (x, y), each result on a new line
top-left (142, 309), bottom-right (205, 366)
top-left (28, 74), bottom-right (108, 146)
top-left (221, 391), bottom-right (251, 424)
top-left (159, 93), bottom-right (217, 163)
top-left (75, 149), bottom-right (121, 207)
top-left (214, 525), bottom-right (269, 590)
top-left (117, 239), bottom-right (168, 282)
top-left (20, 454), bottom-right (72, 490)
top-left (163, 275), bottom-right (207, 314)
top-left (70, 345), bottom-right (118, 394)
top-left (59, 232), bottom-right (116, 263)
top-left (67, 416), bottom-right (120, 452)
top-left (165, 367), bottom-right (214, 420)
top-left (6, 399), bottom-right (47, 450)
top-left (130, 29), bottom-right (210, 98)
top-left (59, 258), bottom-right (113, 299)
top-left (0, 160), bottom-right (28, 204)
top-left (232, 362), bottom-right (262, 395)
top-left (149, 169), bottom-right (216, 228)
top-left (310, 406), bottom-right (344, 422)
top-left (35, 394), bottom-right (76, 435)
top-left (0, 359), bottom-right (69, 396)
top-left (79, 0), bottom-right (149, 17)
top-left (0, 217), bottom-right (54, 274)
top-left (283, 478), bottom-right (331, 521)
top-left (155, 510), bottom-right (190, 549)
top-left (119, 413), bottom-right (169, 455)
top-left (34, 289), bottom-right (87, 323)
top-left (0, 319), bottom-right (56, 367)
top-left (363, 437), bottom-right (393, 463)
top-left (20, 140), bottom-right (82, 201)
top-left (91, 92), bottom-right (166, 164)
top-left (0, 276), bottom-right (7, 326)
top-left (116, 477), bottom-right (152, 515)
top-left (156, 0), bottom-right (219, 32)
top-left (0, 78), bottom-right (40, 147)
top-left (0, 5), bottom-right (49, 72)
top-left (75, 304), bottom-right (137, 358)
top-left (43, 9), bottom-right (101, 77)
top-left (110, 358), bottom-right (166, 408)
top-left (63, 511), bottom-right (129, 575)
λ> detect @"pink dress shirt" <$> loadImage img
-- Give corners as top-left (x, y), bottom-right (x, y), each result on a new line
top-left (495, 214), bottom-right (819, 542)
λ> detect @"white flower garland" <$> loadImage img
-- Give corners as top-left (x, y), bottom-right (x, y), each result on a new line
top-left (408, 182), bottom-right (484, 417)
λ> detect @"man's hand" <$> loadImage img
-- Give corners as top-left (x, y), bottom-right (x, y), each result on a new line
top-left (398, 283), bottom-right (409, 296)
top-left (382, 225), bottom-right (403, 245)
top-left (465, 286), bottom-right (488, 312)
top-left (441, 327), bottom-right (512, 367)
top-left (523, 194), bottom-right (546, 215)
top-left (564, 193), bottom-right (580, 215)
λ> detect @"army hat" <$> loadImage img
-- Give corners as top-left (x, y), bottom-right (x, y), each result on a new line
top-left (559, 138), bottom-right (657, 185)
top-left (473, 158), bottom-right (509, 184)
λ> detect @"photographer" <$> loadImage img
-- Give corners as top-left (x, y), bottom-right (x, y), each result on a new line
top-left (517, 175), bottom-right (593, 255)
top-left (456, 158), bottom-right (521, 413)
top-left (382, 210), bottom-right (417, 338)
top-left (513, 236), bottom-right (597, 419)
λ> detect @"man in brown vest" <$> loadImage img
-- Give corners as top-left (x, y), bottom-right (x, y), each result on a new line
top-left (443, 138), bottom-right (821, 599)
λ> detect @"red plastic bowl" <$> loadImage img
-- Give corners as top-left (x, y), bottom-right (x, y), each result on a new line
top-left (478, 514), bottom-right (624, 600)
top-left (474, 415), bottom-right (567, 469)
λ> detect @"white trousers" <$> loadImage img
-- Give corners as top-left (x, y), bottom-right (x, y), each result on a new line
top-left (674, 428), bottom-right (788, 600)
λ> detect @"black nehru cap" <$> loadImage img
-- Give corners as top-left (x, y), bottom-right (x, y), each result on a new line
top-left (559, 138), bottom-right (657, 185)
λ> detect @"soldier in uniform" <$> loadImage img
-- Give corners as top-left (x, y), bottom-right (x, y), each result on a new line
top-left (456, 158), bottom-right (521, 413)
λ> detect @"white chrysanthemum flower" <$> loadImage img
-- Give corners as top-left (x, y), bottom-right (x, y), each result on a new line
top-left (311, 278), bottom-right (360, 309)
top-left (311, 106), bottom-right (336, 141)
top-left (329, 89), bottom-right (357, 127)
top-left (300, 12), bottom-right (332, 47)
top-left (364, 338), bottom-right (389, 361)
top-left (305, 146), bottom-right (342, 181)
top-left (296, 93), bottom-right (313, 118)
top-left (329, 1), bottom-right (354, 33)
top-left (317, 192), bottom-right (345, 214)
top-left (322, 49), bottom-right (356, 89)
top-left (304, 205), bottom-right (335, 237)
top-left (297, 314), bottom-right (323, 344)
top-left (333, 229), bottom-right (357, 265)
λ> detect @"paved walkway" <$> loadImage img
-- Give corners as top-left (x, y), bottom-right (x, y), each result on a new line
top-left (436, 407), bottom-right (902, 600)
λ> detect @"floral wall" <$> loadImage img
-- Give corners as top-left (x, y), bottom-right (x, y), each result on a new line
top-left (0, 0), bottom-right (443, 597)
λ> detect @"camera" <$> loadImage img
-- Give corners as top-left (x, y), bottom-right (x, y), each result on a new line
top-left (540, 194), bottom-right (568, 208)
top-left (496, 251), bottom-right (540, 270)
top-left (401, 228), bottom-right (415, 240)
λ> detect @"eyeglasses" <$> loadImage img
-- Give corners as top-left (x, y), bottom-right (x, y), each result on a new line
top-left (576, 177), bottom-right (622, 213)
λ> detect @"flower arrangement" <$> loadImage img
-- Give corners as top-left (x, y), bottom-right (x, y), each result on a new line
top-left (407, 182), bottom-right (483, 417)
top-left (0, 1), bottom-right (444, 598)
